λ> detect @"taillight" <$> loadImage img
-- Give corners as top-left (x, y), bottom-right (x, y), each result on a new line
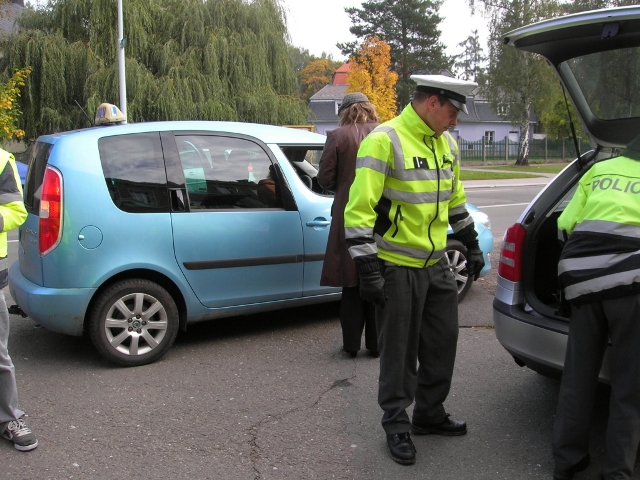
top-left (498, 223), bottom-right (527, 282)
top-left (39, 166), bottom-right (63, 255)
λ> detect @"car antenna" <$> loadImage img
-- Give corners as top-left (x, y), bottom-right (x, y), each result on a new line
top-left (75, 100), bottom-right (95, 127)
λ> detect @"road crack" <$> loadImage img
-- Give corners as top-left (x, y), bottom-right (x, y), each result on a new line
top-left (247, 366), bottom-right (358, 479)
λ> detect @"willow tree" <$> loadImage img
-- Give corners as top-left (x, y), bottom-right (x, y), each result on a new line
top-left (0, 0), bottom-right (309, 139)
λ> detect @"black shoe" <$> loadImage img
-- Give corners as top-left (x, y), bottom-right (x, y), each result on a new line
top-left (386, 432), bottom-right (416, 465)
top-left (552, 454), bottom-right (590, 480)
top-left (411, 414), bottom-right (467, 436)
top-left (343, 348), bottom-right (357, 358)
top-left (369, 350), bottom-right (379, 358)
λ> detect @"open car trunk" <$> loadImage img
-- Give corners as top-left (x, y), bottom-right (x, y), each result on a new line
top-left (522, 150), bottom-right (624, 319)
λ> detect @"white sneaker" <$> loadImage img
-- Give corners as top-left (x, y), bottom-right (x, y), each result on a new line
top-left (2, 417), bottom-right (38, 451)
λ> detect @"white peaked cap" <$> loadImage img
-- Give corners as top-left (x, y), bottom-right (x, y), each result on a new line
top-left (410, 74), bottom-right (477, 114)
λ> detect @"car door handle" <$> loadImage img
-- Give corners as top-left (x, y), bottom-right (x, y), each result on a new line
top-left (306, 218), bottom-right (330, 228)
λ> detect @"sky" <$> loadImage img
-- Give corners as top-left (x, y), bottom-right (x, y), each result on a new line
top-left (282, 0), bottom-right (490, 61)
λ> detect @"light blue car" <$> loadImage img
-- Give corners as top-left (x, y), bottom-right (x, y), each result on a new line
top-left (10, 118), bottom-right (492, 366)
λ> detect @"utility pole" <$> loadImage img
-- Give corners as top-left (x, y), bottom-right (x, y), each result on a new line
top-left (117, 0), bottom-right (127, 123)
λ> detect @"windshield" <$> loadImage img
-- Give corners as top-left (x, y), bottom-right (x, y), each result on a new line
top-left (566, 46), bottom-right (640, 120)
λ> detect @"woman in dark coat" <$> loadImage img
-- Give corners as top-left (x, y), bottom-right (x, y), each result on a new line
top-left (317, 93), bottom-right (380, 357)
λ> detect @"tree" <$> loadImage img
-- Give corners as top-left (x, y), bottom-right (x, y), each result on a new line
top-left (534, 79), bottom-right (586, 141)
top-left (0, 67), bottom-right (30, 140)
top-left (346, 36), bottom-right (398, 122)
top-left (297, 58), bottom-right (342, 101)
top-left (338, 0), bottom-right (452, 107)
top-left (453, 30), bottom-right (486, 85)
top-left (1, 0), bottom-right (309, 140)
top-left (540, 0), bottom-right (638, 142)
top-left (289, 45), bottom-right (340, 75)
top-left (564, 0), bottom-right (638, 12)
top-left (474, 0), bottom-right (561, 165)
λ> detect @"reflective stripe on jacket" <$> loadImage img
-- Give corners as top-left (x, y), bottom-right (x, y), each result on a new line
top-left (344, 104), bottom-right (472, 269)
top-left (0, 148), bottom-right (27, 288)
top-left (558, 155), bottom-right (640, 304)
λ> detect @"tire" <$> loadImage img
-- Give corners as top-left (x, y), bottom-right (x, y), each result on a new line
top-left (446, 239), bottom-right (473, 303)
top-left (88, 279), bottom-right (179, 367)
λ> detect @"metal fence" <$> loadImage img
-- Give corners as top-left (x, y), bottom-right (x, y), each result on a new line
top-left (458, 136), bottom-right (583, 163)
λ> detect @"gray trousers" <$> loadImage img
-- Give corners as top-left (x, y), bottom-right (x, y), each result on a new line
top-left (553, 295), bottom-right (640, 479)
top-left (376, 258), bottom-right (459, 434)
top-left (0, 289), bottom-right (23, 434)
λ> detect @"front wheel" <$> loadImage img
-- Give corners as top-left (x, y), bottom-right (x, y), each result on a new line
top-left (88, 279), bottom-right (179, 367)
top-left (446, 239), bottom-right (473, 303)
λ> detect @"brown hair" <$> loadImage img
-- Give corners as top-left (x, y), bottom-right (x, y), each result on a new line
top-left (339, 101), bottom-right (380, 127)
top-left (413, 90), bottom-right (447, 107)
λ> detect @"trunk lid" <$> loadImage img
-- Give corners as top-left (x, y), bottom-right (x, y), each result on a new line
top-left (504, 5), bottom-right (640, 149)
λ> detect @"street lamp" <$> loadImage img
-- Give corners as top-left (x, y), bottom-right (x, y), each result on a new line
top-left (117, 0), bottom-right (127, 123)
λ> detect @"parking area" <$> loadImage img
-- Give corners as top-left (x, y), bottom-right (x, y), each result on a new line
top-left (2, 275), bottom-right (624, 479)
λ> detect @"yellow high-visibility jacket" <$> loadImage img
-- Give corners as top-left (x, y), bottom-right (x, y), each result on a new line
top-left (0, 148), bottom-right (27, 288)
top-left (344, 104), bottom-right (475, 270)
top-left (558, 154), bottom-right (640, 304)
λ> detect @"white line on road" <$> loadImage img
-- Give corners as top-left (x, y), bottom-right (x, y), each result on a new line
top-left (476, 203), bottom-right (530, 208)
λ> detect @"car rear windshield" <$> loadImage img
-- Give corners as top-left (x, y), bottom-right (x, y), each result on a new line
top-left (566, 46), bottom-right (640, 120)
top-left (23, 142), bottom-right (52, 215)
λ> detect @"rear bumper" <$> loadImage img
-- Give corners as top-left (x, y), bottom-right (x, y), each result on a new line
top-left (493, 298), bottom-right (611, 383)
top-left (8, 262), bottom-right (95, 336)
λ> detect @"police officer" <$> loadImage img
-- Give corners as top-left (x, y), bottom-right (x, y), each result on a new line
top-left (552, 136), bottom-right (640, 480)
top-left (0, 147), bottom-right (36, 452)
top-left (344, 74), bottom-right (485, 465)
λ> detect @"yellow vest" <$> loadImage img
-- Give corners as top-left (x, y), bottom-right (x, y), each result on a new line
top-left (0, 148), bottom-right (27, 259)
top-left (344, 104), bottom-right (469, 268)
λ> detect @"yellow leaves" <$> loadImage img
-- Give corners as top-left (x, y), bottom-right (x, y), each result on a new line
top-left (298, 59), bottom-right (341, 100)
top-left (346, 36), bottom-right (398, 122)
top-left (0, 67), bottom-right (31, 141)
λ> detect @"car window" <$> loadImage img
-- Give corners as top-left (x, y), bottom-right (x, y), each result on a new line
top-left (566, 46), bottom-right (640, 121)
top-left (98, 132), bottom-right (170, 213)
top-left (279, 146), bottom-right (329, 194)
top-left (303, 149), bottom-right (323, 168)
top-left (175, 135), bottom-right (281, 210)
top-left (552, 183), bottom-right (579, 214)
top-left (23, 142), bottom-right (52, 215)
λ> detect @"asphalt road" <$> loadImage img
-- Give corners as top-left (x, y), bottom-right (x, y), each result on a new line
top-left (2, 178), bottom-right (633, 479)
top-left (3, 283), bottom-right (617, 480)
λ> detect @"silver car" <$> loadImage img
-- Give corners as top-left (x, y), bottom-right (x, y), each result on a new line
top-left (493, 5), bottom-right (640, 382)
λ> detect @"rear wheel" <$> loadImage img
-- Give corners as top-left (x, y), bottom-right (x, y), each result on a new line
top-left (88, 279), bottom-right (179, 367)
top-left (446, 239), bottom-right (473, 303)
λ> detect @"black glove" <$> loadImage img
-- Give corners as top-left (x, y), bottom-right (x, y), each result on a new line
top-left (465, 248), bottom-right (485, 281)
top-left (359, 270), bottom-right (387, 308)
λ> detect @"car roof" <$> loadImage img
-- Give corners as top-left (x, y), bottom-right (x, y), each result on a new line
top-left (504, 6), bottom-right (640, 149)
top-left (38, 121), bottom-right (327, 146)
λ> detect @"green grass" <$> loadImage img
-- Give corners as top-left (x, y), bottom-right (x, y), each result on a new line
top-left (470, 163), bottom-right (569, 174)
top-left (459, 170), bottom-right (543, 181)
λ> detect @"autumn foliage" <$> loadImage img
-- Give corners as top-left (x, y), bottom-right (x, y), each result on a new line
top-left (298, 59), bottom-right (342, 100)
top-left (346, 36), bottom-right (398, 122)
top-left (0, 67), bottom-right (30, 140)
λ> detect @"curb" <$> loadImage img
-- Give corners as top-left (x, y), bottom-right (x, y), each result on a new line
top-left (464, 181), bottom-right (551, 189)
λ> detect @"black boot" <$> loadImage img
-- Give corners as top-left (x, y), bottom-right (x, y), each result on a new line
top-left (386, 432), bottom-right (416, 465)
